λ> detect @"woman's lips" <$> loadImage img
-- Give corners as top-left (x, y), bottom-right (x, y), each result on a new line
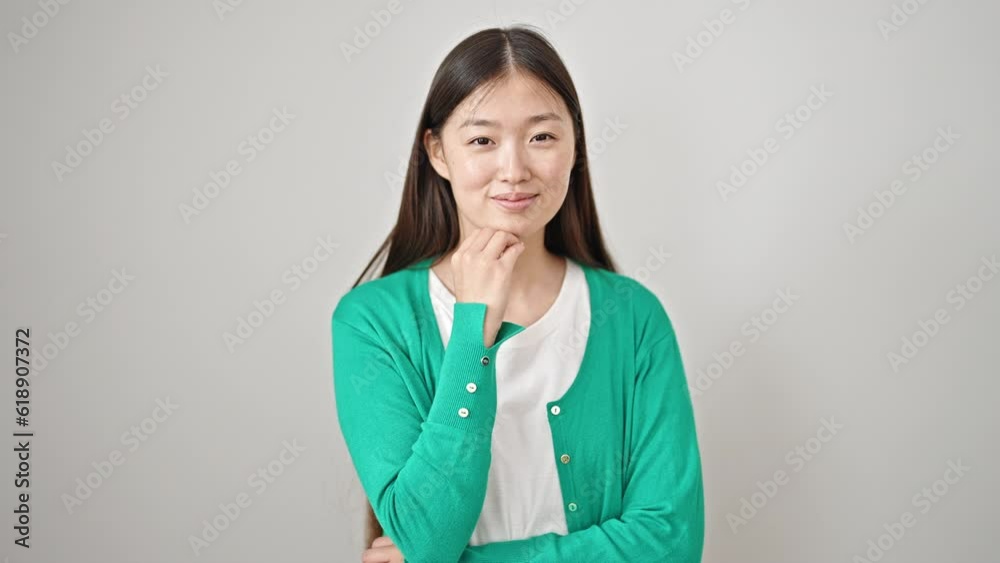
top-left (491, 194), bottom-right (538, 211)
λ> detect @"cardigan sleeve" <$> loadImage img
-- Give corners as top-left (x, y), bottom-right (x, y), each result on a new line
top-left (333, 296), bottom-right (525, 563)
top-left (458, 311), bottom-right (705, 562)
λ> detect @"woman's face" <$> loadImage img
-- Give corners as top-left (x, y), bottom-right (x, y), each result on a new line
top-left (424, 71), bottom-right (576, 242)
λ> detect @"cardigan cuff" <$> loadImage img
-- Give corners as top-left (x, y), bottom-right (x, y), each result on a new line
top-left (424, 302), bottom-right (525, 433)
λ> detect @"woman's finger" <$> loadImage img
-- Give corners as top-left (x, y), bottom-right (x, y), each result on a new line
top-left (360, 545), bottom-right (392, 563)
top-left (483, 230), bottom-right (520, 261)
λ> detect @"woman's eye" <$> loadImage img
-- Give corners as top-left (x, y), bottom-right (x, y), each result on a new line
top-left (469, 134), bottom-right (554, 146)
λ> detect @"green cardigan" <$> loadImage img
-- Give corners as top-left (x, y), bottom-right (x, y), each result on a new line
top-left (332, 255), bottom-right (704, 562)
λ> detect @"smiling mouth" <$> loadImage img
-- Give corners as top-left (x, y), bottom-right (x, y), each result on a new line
top-left (491, 194), bottom-right (538, 201)
top-left (491, 194), bottom-right (538, 211)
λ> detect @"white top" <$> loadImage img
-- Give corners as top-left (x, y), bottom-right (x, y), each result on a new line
top-left (427, 257), bottom-right (591, 546)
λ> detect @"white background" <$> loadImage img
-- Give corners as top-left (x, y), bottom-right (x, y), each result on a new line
top-left (1, 0), bottom-right (997, 561)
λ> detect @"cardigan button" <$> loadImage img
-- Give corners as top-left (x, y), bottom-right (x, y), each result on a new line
top-left (481, 356), bottom-right (490, 366)
top-left (466, 382), bottom-right (477, 393)
top-left (458, 407), bottom-right (469, 418)
top-left (567, 502), bottom-right (578, 512)
top-left (550, 405), bottom-right (561, 415)
top-left (560, 454), bottom-right (570, 464)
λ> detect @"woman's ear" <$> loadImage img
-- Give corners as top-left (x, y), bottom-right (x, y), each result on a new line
top-left (423, 129), bottom-right (451, 181)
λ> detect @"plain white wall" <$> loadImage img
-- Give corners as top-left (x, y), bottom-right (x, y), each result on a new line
top-left (1, 0), bottom-right (996, 561)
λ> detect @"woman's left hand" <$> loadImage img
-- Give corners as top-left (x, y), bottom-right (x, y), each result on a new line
top-left (361, 535), bottom-right (404, 563)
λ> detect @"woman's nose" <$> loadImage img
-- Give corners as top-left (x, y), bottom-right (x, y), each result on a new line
top-left (497, 144), bottom-right (531, 184)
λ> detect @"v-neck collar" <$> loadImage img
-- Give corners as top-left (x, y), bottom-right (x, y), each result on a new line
top-left (427, 256), bottom-right (577, 348)
top-left (411, 253), bottom-right (600, 409)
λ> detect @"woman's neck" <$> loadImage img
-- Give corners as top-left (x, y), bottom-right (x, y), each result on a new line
top-left (506, 237), bottom-right (564, 298)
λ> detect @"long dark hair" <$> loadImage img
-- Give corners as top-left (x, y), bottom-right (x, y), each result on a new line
top-left (350, 23), bottom-right (619, 549)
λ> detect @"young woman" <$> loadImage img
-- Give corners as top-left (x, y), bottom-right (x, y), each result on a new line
top-left (332, 25), bottom-right (704, 563)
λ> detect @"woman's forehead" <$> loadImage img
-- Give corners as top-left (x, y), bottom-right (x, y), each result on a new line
top-left (452, 75), bottom-right (569, 127)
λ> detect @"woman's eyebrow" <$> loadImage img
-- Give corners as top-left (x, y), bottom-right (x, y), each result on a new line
top-left (459, 112), bottom-right (563, 128)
